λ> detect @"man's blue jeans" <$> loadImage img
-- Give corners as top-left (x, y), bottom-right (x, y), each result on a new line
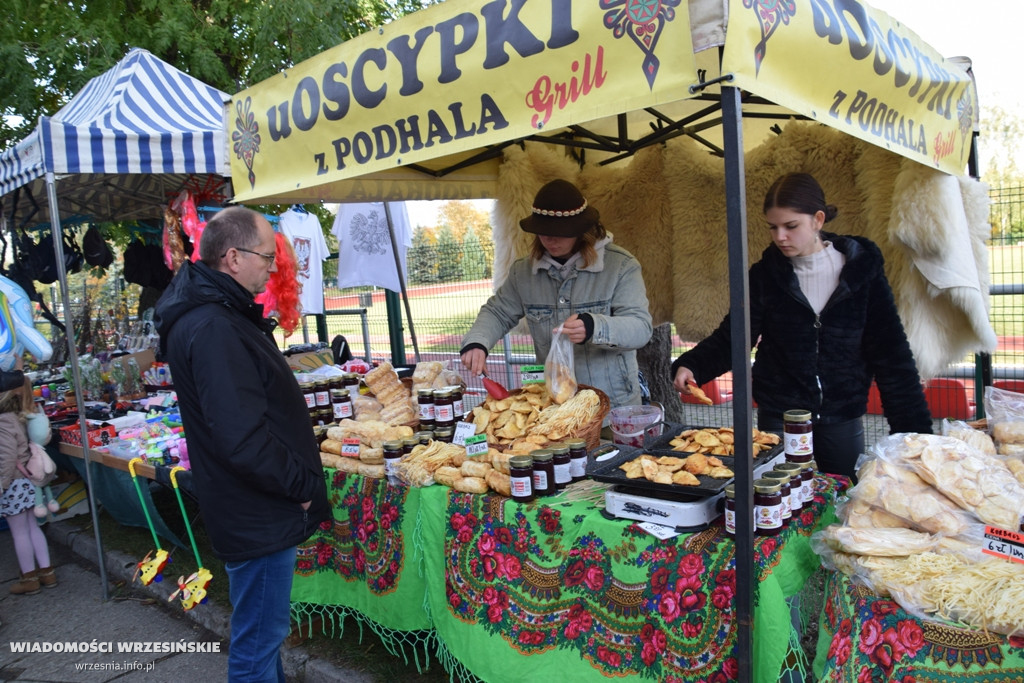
top-left (225, 546), bottom-right (296, 683)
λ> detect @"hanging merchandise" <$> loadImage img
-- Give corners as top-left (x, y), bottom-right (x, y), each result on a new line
top-left (82, 225), bottom-right (114, 268)
top-left (125, 239), bottom-right (173, 289)
top-left (254, 232), bottom-right (301, 336)
top-left (332, 202), bottom-right (411, 292)
top-left (33, 230), bottom-right (83, 284)
top-left (172, 191), bottom-right (206, 262)
top-left (279, 206), bottom-right (329, 314)
top-left (162, 204), bottom-right (188, 273)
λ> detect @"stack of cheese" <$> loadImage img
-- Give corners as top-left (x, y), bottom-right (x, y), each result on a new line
top-left (410, 360), bottom-right (464, 393)
top-left (813, 431), bottom-right (1024, 636)
top-left (319, 419), bottom-right (414, 478)
top-left (363, 362), bottom-right (416, 426)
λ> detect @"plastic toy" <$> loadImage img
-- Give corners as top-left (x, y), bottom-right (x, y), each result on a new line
top-left (166, 466), bottom-right (211, 610)
top-left (127, 457), bottom-right (170, 585)
top-left (0, 274), bottom-right (53, 370)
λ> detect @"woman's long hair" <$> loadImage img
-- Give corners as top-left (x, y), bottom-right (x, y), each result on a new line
top-left (763, 173), bottom-right (838, 223)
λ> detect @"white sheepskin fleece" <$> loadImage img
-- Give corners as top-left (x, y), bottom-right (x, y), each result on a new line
top-left (489, 122), bottom-right (995, 378)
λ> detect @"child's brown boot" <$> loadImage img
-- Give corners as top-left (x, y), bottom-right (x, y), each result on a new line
top-left (36, 567), bottom-right (57, 589)
top-left (10, 571), bottom-right (40, 595)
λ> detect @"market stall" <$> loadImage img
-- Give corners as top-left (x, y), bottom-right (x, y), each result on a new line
top-left (292, 469), bottom-right (843, 682)
top-left (0, 48), bottom-right (230, 592)
top-left (229, 0), bottom-right (992, 678)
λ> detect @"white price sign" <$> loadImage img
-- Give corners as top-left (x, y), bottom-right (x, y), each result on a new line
top-left (464, 434), bottom-right (489, 458)
top-left (982, 525), bottom-right (1024, 565)
top-left (521, 365), bottom-right (545, 384)
top-left (341, 438), bottom-right (361, 457)
top-left (453, 421), bottom-right (477, 446)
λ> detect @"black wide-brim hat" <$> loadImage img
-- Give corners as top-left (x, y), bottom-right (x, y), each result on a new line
top-left (519, 179), bottom-right (600, 238)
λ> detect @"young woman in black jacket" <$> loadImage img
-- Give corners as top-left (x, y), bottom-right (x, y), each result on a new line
top-left (671, 173), bottom-right (932, 479)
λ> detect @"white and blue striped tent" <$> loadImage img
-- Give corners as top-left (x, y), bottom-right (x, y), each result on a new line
top-left (0, 47), bottom-right (231, 227)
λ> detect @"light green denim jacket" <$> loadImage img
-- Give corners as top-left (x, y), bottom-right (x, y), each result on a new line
top-left (461, 239), bottom-right (652, 408)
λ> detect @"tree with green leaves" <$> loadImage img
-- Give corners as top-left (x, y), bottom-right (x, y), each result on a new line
top-left (435, 226), bottom-right (461, 283)
top-left (0, 0), bottom-right (436, 151)
top-left (461, 229), bottom-right (486, 281)
top-left (407, 228), bottom-right (438, 285)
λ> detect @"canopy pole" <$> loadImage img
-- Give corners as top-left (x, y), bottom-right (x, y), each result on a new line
top-left (721, 86), bottom-right (754, 682)
top-left (382, 203), bottom-right (420, 364)
top-left (44, 171), bottom-right (110, 601)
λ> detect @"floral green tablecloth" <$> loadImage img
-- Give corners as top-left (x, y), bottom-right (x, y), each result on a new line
top-left (293, 470), bottom-right (842, 682)
top-left (814, 570), bottom-right (1024, 682)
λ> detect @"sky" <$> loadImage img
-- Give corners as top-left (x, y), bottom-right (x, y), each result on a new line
top-left (405, 0), bottom-right (1019, 225)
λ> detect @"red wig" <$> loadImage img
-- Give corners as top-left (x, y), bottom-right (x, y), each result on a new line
top-left (256, 232), bottom-right (302, 336)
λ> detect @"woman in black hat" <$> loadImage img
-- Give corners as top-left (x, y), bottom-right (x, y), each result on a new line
top-left (460, 179), bottom-right (652, 409)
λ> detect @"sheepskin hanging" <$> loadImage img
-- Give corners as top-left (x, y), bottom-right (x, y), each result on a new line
top-left (491, 121), bottom-right (996, 380)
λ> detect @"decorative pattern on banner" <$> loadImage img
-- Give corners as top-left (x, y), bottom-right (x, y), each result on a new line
top-left (723, 0), bottom-right (976, 175)
top-left (229, 0), bottom-right (697, 203)
top-left (816, 571), bottom-right (1024, 682)
top-left (442, 480), bottom-right (836, 679)
top-left (295, 470), bottom-right (408, 595)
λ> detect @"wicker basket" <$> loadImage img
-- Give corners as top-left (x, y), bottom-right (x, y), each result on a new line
top-left (482, 383), bottom-right (611, 452)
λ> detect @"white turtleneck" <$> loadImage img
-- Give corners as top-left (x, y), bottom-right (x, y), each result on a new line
top-left (791, 241), bottom-right (845, 314)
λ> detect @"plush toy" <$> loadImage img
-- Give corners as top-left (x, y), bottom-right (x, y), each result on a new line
top-left (24, 411), bottom-right (60, 518)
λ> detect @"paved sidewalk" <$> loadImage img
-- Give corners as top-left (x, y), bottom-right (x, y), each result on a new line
top-left (0, 518), bottom-right (373, 682)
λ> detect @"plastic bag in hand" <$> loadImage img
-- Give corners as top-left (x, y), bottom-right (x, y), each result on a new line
top-left (545, 326), bottom-right (577, 404)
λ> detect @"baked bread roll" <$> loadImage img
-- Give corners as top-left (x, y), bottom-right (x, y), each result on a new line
top-left (412, 361), bottom-right (443, 385)
top-left (321, 452), bottom-right (360, 472)
top-left (357, 462), bottom-right (385, 478)
top-left (364, 362), bottom-right (397, 391)
top-left (359, 447), bottom-right (384, 465)
top-left (433, 466), bottom-right (462, 487)
top-left (453, 476), bottom-right (488, 494)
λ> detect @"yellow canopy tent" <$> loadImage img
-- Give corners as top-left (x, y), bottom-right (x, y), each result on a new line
top-left (228, 1), bottom-right (983, 679)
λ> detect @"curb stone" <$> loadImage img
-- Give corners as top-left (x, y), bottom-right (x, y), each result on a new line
top-left (43, 518), bottom-right (374, 683)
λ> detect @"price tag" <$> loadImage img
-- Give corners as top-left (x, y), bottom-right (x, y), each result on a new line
top-left (521, 365), bottom-right (545, 384)
top-left (341, 438), bottom-right (361, 457)
top-left (453, 421), bottom-right (477, 446)
top-left (982, 525), bottom-right (1024, 565)
top-left (637, 522), bottom-right (681, 539)
top-left (464, 434), bottom-right (489, 458)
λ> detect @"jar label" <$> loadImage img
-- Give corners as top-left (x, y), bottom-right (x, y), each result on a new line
top-left (725, 508), bottom-right (736, 534)
top-left (510, 476), bottom-right (531, 497)
top-left (802, 478), bottom-right (814, 504)
top-left (755, 504), bottom-right (782, 530)
top-left (436, 404), bottom-right (454, 422)
top-left (315, 390), bottom-right (331, 407)
top-left (304, 393), bottom-right (316, 409)
top-left (533, 470), bottom-right (549, 491)
top-left (785, 433), bottom-right (813, 457)
top-left (385, 459), bottom-right (398, 475)
top-left (453, 398), bottom-right (464, 416)
top-left (554, 461), bottom-right (571, 484)
top-left (333, 403), bottom-right (353, 420)
top-left (569, 456), bottom-right (587, 479)
top-left (780, 493), bottom-right (791, 519)
top-left (419, 403), bottom-right (435, 420)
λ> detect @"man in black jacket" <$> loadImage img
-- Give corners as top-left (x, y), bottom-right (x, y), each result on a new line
top-left (155, 206), bottom-right (329, 683)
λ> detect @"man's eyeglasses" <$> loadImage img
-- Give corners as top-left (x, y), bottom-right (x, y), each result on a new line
top-left (230, 247), bottom-right (276, 265)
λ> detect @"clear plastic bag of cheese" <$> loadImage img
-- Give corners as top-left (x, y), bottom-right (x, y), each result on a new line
top-left (810, 432), bottom-right (1024, 636)
top-left (545, 325), bottom-right (577, 404)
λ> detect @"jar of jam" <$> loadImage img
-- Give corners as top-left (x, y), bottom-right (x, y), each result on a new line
top-left (328, 376), bottom-right (344, 393)
top-left (314, 425), bottom-right (329, 448)
top-left (799, 460), bottom-right (816, 505)
top-left (342, 372), bottom-right (360, 390)
top-left (417, 389), bottom-right (435, 429)
top-left (565, 438), bottom-right (588, 482)
top-left (403, 436), bottom-right (420, 454)
top-left (763, 470), bottom-right (793, 525)
top-left (753, 478), bottom-right (784, 536)
top-left (434, 389), bottom-right (455, 428)
top-left (450, 385), bottom-right (464, 419)
top-left (774, 462), bottom-right (805, 512)
top-left (530, 449), bottom-right (554, 497)
top-left (783, 409), bottom-right (814, 464)
top-left (300, 382), bottom-right (316, 413)
top-left (510, 455), bottom-right (534, 503)
top-left (549, 443), bottom-right (572, 490)
top-left (383, 440), bottom-right (404, 484)
top-left (724, 484), bottom-right (736, 537)
top-left (433, 426), bottom-right (454, 443)
top-left (415, 430), bottom-right (433, 446)
top-left (331, 388), bottom-right (353, 421)
top-left (317, 407), bottom-right (334, 426)
top-left (314, 380), bottom-right (331, 408)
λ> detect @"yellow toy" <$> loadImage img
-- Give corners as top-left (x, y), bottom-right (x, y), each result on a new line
top-left (127, 458), bottom-right (171, 585)
top-left (166, 466), bottom-right (212, 610)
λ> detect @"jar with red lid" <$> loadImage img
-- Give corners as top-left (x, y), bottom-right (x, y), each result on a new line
top-left (753, 478), bottom-right (783, 536)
